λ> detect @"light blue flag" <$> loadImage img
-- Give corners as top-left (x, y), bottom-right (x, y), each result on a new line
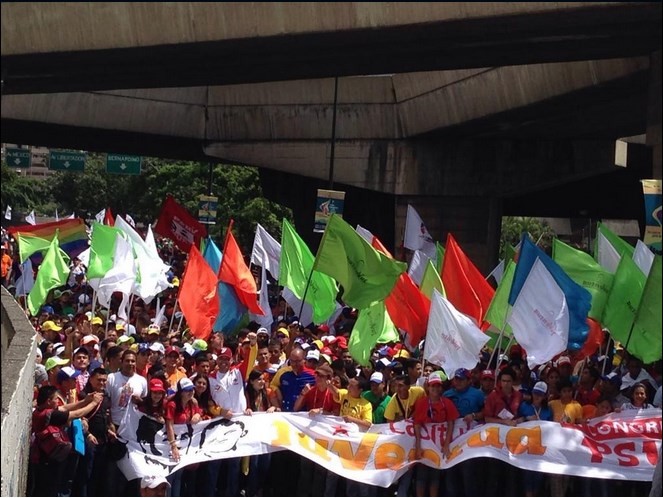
top-left (203, 238), bottom-right (246, 334)
top-left (509, 235), bottom-right (592, 355)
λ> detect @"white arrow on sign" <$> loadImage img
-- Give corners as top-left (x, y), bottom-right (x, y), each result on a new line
top-left (64, 161), bottom-right (70, 168)
top-left (14, 158), bottom-right (20, 165)
top-left (120, 163), bottom-right (127, 170)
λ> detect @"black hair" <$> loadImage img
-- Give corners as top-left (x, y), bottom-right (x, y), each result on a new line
top-left (89, 367), bottom-right (109, 377)
top-left (557, 378), bottom-right (574, 392)
top-left (498, 367), bottom-right (516, 381)
top-left (393, 374), bottom-right (411, 386)
top-left (37, 385), bottom-right (58, 406)
top-left (106, 346), bottom-right (123, 361)
top-left (121, 349), bottom-right (137, 361)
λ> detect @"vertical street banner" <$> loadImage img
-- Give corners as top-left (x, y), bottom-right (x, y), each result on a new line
top-left (641, 179), bottom-right (662, 254)
top-left (314, 189), bottom-right (345, 233)
top-left (198, 195), bottom-right (219, 225)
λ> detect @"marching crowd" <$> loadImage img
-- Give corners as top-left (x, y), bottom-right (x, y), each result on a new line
top-left (1, 232), bottom-right (661, 498)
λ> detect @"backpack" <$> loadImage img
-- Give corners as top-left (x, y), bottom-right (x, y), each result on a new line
top-left (35, 411), bottom-right (72, 463)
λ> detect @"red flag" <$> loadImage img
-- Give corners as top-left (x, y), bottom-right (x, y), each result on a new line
top-left (104, 207), bottom-right (115, 226)
top-left (441, 234), bottom-right (495, 329)
top-left (577, 318), bottom-right (604, 359)
top-left (179, 245), bottom-right (219, 339)
top-left (371, 237), bottom-right (393, 258)
top-left (385, 273), bottom-right (431, 348)
top-left (218, 221), bottom-right (264, 315)
top-left (154, 195), bottom-right (206, 252)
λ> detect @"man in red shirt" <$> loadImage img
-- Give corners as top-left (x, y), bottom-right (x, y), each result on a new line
top-left (413, 372), bottom-right (459, 497)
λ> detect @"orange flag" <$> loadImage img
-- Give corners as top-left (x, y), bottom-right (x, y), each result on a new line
top-left (179, 245), bottom-right (220, 339)
top-left (218, 221), bottom-right (264, 315)
top-left (441, 234), bottom-right (495, 329)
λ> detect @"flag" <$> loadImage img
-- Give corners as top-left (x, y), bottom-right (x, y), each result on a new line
top-left (403, 205), bottom-right (436, 259)
top-left (424, 289), bottom-right (489, 376)
top-left (484, 259), bottom-right (516, 343)
top-left (349, 301), bottom-right (399, 366)
top-left (16, 233), bottom-right (51, 265)
top-left (250, 266), bottom-right (274, 329)
top-left (486, 259), bottom-right (505, 285)
top-left (578, 318), bottom-right (605, 359)
top-left (55, 209), bottom-right (59, 222)
top-left (25, 210), bottom-right (36, 225)
top-left (602, 254), bottom-right (646, 346)
top-left (280, 219), bottom-right (338, 324)
top-left (179, 245), bottom-right (220, 339)
top-left (595, 222), bottom-right (634, 273)
top-left (420, 259), bottom-right (445, 300)
top-left (87, 222), bottom-right (125, 279)
top-left (27, 235), bottom-right (70, 316)
top-left (508, 237), bottom-right (592, 367)
top-left (441, 234), bottom-right (495, 329)
top-left (281, 287), bottom-right (314, 328)
top-left (154, 195), bottom-right (206, 252)
top-left (91, 235), bottom-right (136, 321)
top-left (435, 242), bottom-right (445, 274)
top-left (385, 272), bottom-right (430, 349)
top-left (67, 212), bottom-right (75, 219)
top-left (203, 238), bottom-right (246, 334)
top-left (125, 214), bottom-right (136, 228)
top-left (315, 214), bottom-right (406, 310)
top-left (356, 225), bottom-right (393, 258)
top-left (628, 256), bottom-right (662, 363)
top-left (15, 259), bottom-right (35, 296)
top-left (4, 205), bottom-right (11, 221)
top-left (104, 207), bottom-right (115, 226)
top-left (633, 240), bottom-right (655, 276)
top-left (552, 239), bottom-right (613, 320)
top-left (9, 218), bottom-right (88, 264)
top-left (94, 209), bottom-right (105, 224)
top-left (250, 224), bottom-right (282, 279)
top-left (218, 222), bottom-right (264, 315)
top-left (407, 250), bottom-right (431, 286)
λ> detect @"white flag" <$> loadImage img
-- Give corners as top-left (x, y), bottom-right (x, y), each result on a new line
top-left (508, 258), bottom-right (569, 369)
top-left (355, 225), bottom-right (374, 245)
top-left (424, 289), bottom-right (489, 377)
top-left (67, 212), bottom-right (75, 219)
top-left (25, 210), bottom-right (36, 225)
top-left (487, 259), bottom-right (505, 285)
top-left (77, 247), bottom-right (91, 268)
top-left (95, 209), bottom-right (106, 224)
top-left (4, 205), bottom-right (11, 220)
top-left (404, 205), bottom-right (436, 259)
top-left (15, 259), bottom-right (35, 296)
top-left (250, 265), bottom-right (274, 330)
top-left (633, 240), bottom-right (654, 276)
top-left (125, 214), bottom-right (136, 227)
top-left (596, 231), bottom-right (622, 273)
top-left (282, 287), bottom-right (313, 327)
top-left (55, 209), bottom-right (59, 222)
top-left (250, 224), bottom-right (281, 280)
top-left (91, 235), bottom-right (137, 320)
top-left (407, 250), bottom-right (431, 286)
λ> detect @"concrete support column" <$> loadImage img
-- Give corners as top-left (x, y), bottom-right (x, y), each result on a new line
top-left (647, 51), bottom-right (662, 179)
top-left (395, 195), bottom-right (502, 275)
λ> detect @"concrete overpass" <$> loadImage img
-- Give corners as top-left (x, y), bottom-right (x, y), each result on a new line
top-left (1, 2), bottom-right (661, 269)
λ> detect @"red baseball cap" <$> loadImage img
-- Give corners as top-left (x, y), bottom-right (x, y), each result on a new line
top-left (335, 336), bottom-right (348, 349)
top-left (481, 369), bottom-right (495, 380)
top-left (164, 346), bottom-right (180, 357)
top-left (149, 378), bottom-right (166, 393)
top-left (218, 347), bottom-right (233, 360)
top-left (317, 324), bottom-right (330, 334)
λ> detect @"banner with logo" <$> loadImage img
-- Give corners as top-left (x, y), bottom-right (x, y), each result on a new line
top-left (314, 189), bottom-right (345, 233)
top-left (117, 405), bottom-right (660, 486)
top-left (153, 195), bottom-right (207, 252)
top-left (642, 179), bottom-right (662, 253)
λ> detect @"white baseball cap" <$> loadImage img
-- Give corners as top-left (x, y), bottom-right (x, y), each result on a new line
top-left (370, 372), bottom-right (384, 384)
top-left (306, 349), bottom-right (320, 361)
top-left (149, 342), bottom-right (165, 354)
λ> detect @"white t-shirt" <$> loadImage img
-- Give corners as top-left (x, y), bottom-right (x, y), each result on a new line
top-left (210, 368), bottom-right (246, 414)
top-left (107, 371), bottom-right (148, 425)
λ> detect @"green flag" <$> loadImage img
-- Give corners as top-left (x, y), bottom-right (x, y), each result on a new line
top-left (484, 259), bottom-right (515, 346)
top-left (27, 235), bottom-right (71, 316)
top-left (504, 243), bottom-right (517, 263)
top-left (595, 222), bottom-right (634, 273)
top-left (279, 219), bottom-right (338, 323)
top-left (420, 260), bottom-right (445, 299)
top-left (602, 254), bottom-right (646, 345)
top-left (552, 239), bottom-right (613, 320)
top-left (87, 222), bottom-right (125, 279)
top-left (16, 232), bottom-right (51, 264)
top-left (349, 301), bottom-right (399, 366)
top-left (628, 256), bottom-right (662, 363)
top-left (314, 214), bottom-right (407, 310)
top-left (435, 242), bottom-right (445, 273)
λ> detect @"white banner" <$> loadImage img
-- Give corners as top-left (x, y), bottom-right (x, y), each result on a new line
top-left (116, 405), bottom-right (661, 486)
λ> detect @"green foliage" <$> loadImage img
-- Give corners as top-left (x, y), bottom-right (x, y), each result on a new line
top-left (1, 163), bottom-right (53, 213)
top-left (500, 216), bottom-right (556, 257)
top-left (9, 154), bottom-right (292, 252)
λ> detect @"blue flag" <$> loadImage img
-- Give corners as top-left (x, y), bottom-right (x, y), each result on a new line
top-left (203, 238), bottom-right (246, 334)
top-left (509, 236), bottom-right (592, 354)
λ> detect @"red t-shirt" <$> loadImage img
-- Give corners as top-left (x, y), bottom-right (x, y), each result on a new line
top-left (301, 387), bottom-right (340, 414)
top-left (412, 396), bottom-right (459, 424)
top-left (165, 400), bottom-right (202, 424)
top-left (484, 388), bottom-right (522, 419)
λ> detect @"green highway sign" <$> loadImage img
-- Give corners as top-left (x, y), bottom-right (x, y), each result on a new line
top-left (49, 151), bottom-right (86, 171)
top-left (106, 154), bottom-right (141, 175)
top-left (5, 148), bottom-right (31, 168)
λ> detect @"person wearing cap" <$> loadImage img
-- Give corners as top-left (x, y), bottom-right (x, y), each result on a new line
top-left (163, 346), bottom-right (187, 391)
top-left (56, 365), bottom-right (82, 405)
top-left (45, 356), bottom-right (70, 385)
top-left (480, 369), bottom-right (496, 396)
top-left (40, 320), bottom-right (64, 343)
top-left (140, 475), bottom-right (170, 497)
top-left (361, 372), bottom-right (391, 423)
top-left (549, 378), bottom-right (583, 423)
top-left (412, 372), bottom-right (459, 497)
top-left (555, 355), bottom-right (573, 381)
top-left (267, 339), bottom-right (286, 368)
top-left (256, 327), bottom-right (270, 345)
top-left (305, 348), bottom-right (321, 369)
top-left (275, 326), bottom-right (290, 351)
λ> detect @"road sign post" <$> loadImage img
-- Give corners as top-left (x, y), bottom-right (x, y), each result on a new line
top-left (49, 151), bottom-right (86, 171)
top-left (106, 154), bottom-right (141, 175)
top-left (5, 148), bottom-right (31, 168)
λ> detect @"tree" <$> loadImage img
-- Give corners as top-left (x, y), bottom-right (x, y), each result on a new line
top-left (0, 163), bottom-right (53, 215)
top-left (500, 216), bottom-right (556, 257)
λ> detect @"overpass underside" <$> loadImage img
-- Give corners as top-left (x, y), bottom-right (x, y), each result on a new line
top-left (1, 2), bottom-right (661, 269)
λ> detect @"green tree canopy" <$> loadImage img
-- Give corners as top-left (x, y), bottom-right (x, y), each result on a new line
top-left (500, 216), bottom-right (556, 257)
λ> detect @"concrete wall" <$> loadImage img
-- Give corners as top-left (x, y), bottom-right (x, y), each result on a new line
top-left (1, 287), bottom-right (37, 497)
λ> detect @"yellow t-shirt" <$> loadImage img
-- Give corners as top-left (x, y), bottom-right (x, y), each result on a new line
top-left (383, 386), bottom-right (425, 421)
top-left (338, 389), bottom-right (373, 423)
top-left (549, 399), bottom-right (584, 423)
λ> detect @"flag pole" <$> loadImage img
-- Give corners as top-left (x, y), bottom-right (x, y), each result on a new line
top-left (601, 335), bottom-right (612, 376)
top-left (487, 308), bottom-right (512, 370)
top-left (168, 299), bottom-right (179, 335)
top-left (296, 269), bottom-right (315, 321)
top-left (494, 335), bottom-right (515, 389)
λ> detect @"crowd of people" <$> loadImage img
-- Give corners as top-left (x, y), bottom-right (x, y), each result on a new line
top-left (0, 231), bottom-right (660, 497)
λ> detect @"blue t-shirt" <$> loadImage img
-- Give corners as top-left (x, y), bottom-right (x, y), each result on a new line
top-left (518, 402), bottom-right (553, 421)
top-left (443, 386), bottom-right (485, 417)
top-left (278, 368), bottom-right (316, 412)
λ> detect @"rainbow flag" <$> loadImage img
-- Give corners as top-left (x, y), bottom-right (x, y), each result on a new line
top-left (9, 218), bottom-right (88, 264)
